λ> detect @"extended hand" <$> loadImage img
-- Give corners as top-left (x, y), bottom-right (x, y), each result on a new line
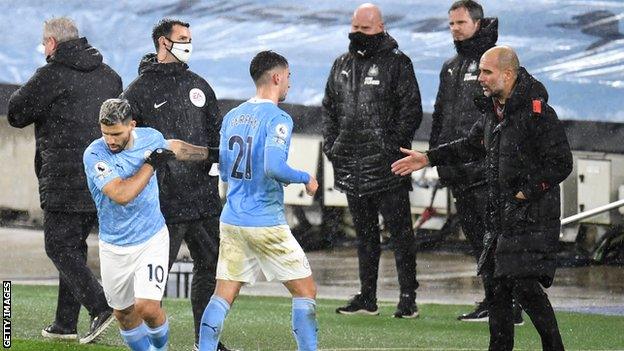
top-left (391, 147), bottom-right (429, 176)
top-left (145, 148), bottom-right (176, 169)
top-left (305, 175), bottom-right (318, 197)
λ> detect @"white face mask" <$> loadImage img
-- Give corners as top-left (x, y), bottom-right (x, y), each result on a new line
top-left (168, 41), bottom-right (192, 63)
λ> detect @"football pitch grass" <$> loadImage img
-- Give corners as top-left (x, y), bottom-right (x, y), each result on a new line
top-left (8, 285), bottom-right (624, 350)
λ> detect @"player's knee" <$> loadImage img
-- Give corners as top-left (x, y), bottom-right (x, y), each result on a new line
top-left (134, 300), bottom-right (162, 321)
top-left (113, 306), bottom-right (136, 326)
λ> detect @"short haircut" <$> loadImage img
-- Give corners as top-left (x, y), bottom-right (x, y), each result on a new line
top-left (43, 17), bottom-right (79, 43)
top-left (99, 99), bottom-right (133, 126)
top-left (151, 18), bottom-right (190, 50)
top-left (449, 0), bottom-right (484, 22)
top-left (249, 50), bottom-right (289, 85)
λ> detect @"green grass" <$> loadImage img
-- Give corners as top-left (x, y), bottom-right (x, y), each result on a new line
top-left (8, 285), bottom-right (624, 350)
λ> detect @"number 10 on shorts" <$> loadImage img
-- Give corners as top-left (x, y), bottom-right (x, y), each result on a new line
top-left (148, 264), bottom-right (165, 283)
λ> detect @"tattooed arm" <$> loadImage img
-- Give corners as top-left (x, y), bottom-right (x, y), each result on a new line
top-left (167, 139), bottom-right (209, 161)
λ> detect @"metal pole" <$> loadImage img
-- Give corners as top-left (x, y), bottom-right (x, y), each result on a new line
top-left (561, 198), bottom-right (624, 226)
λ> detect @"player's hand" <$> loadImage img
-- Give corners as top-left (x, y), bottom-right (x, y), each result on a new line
top-left (145, 148), bottom-right (176, 169)
top-left (391, 147), bottom-right (429, 176)
top-left (305, 175), bottom-right (318, 197)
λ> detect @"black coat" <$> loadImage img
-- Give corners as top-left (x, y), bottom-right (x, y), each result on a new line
top-left (322, 33), bottom-right (422, 197)
top-left (428, 68), bottom-right (573, 287)
top-left (8, 38), bottom-right (122, 212)
top-left (121, 54), bottom-right (222, 223)
top-left (430, 18), bottom-right (498, 191)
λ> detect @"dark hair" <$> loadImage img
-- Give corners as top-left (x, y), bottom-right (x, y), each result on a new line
top-left (151, 18), bottom-right (190, 50)
top-left (449, 0), bottom-right (484, 21)
top-left (249, 50), bottom-right (289, 84)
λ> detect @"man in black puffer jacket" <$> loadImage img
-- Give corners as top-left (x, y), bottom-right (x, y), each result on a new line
top-left (121, 18), bottom-right (232, 351)
top-left (8, 17), bottom-right (120, 343)
top-left (392, 46), bottom-right (570, 351)
top-left (322, 3), bottom-right (422, 318)
top-left (430, 0), bottom-right (524, 323)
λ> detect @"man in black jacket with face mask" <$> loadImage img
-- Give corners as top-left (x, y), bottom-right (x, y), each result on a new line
top-left (8, 17), bottom-right (120, 344)
top-left (431, 0), bottom-right (523, 324)
top-left (121, 18), bottom-right (233, 351)
top-left (322, 3), bottom-right (422, 318)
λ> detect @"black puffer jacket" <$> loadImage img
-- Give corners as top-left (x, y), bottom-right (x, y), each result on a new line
top-left (121, 54), bottom-right (222, 223)
top-left (430, 18), bottom-right (498, 190)
top-left (322, 33), bottom-right (422, 197)
top-left (428, 68), bottom-right (572, 287)
top-left (8, 38), bottom-right (122, 212)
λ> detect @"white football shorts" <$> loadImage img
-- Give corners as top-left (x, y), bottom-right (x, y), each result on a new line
top-left (99, 226), bottom-right (169, 310)
top-left (216, 222), bottom-right (312, 284)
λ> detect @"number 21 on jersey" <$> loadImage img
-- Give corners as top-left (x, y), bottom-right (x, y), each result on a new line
top-left (228, 135), bottom-right (253, 180)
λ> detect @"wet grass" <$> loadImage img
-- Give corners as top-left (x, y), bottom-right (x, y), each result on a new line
top-left (9, 284), bottom-right (624, 350)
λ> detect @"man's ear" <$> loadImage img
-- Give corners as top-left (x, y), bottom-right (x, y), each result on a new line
top-left (49, 37), bottom-right (58, 51)
top-left (156, 36), bottom-right (168, 61)
top-left (272, 71), bottom-right (281, 86)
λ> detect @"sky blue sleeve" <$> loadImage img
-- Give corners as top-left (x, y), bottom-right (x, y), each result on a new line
top-left (264, 113), bottom-right (310, 184)
top-left (83, 148), bottom-right (120, 191)
top-left (218, 121), bottom-right (228, 182)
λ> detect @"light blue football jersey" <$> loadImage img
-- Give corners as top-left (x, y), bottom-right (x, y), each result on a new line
top-left (83, 127), bottom-right (168, 246)
top-left (219, 98), bottom-right (302, 226)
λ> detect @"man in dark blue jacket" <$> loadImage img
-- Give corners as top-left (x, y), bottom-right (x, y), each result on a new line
top-left (8, 17), bottom-right (121, 344)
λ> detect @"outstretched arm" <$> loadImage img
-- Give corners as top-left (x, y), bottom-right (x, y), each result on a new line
top-left (168, 139), bottom-right (209, 161)
top-left (391, 147), bottom-right (430, 176)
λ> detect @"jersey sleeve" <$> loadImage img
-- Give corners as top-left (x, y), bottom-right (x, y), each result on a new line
top-left (83, 148), bottom-right (120, 191)
top-left (151, 128), bottom-right (170, 150)
top-left (265, 113), bottom-right (293, 152)
top-left (264, 112), bottom-right (310, 184)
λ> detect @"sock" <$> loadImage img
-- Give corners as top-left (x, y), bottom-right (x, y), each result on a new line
top-left (292, 297), bottom-right (318, 351)
top-left (119, 323), bottom-right (150, 351)
top-left (145, 319), bottom-right (169, 350)
top-left (199, 295), bottom-right (230, 351)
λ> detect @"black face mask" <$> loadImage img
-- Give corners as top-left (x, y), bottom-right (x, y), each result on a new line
top-left (348, 31), bottom-right (385, 56)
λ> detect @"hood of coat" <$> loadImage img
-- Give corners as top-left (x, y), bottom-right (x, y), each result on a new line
top-left (137, 53), bottom-right (188, 75)
top-left (454, 17), bottom-right (498, 59)
top-left (49, 37), bottom-right (103, 72)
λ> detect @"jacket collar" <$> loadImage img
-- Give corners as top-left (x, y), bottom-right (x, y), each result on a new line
top-left (137, 53), bottom-right (188, 75)
top-left (454, 17), bottom-right (498, 59)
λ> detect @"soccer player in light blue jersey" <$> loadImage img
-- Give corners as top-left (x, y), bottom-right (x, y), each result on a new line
top-left (83, 98), bottom-right (214, 351)
top-left (198, 51), bottom-right (319, 351)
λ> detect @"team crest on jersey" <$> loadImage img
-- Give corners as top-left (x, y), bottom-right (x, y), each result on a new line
top-left (94, 161), bottom-right (112, 180)
top-left (189, 88), bottom-right (206, 107)
top-left (367, 64), bottom-right (379, 77)
top-left (468, 60), bottom-right (478, 73)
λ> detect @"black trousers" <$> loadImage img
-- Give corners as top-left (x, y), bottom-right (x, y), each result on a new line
top-left (346, 188), bottom-right (418, 300)
top-left (43, 211), bottom-right (110, 330)
top-left (453, 185), bottom-right (492, 295)
top-left (484, 263), bottom-right (564, 351)
top-left (167, 216), bottom-right (220, 343)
